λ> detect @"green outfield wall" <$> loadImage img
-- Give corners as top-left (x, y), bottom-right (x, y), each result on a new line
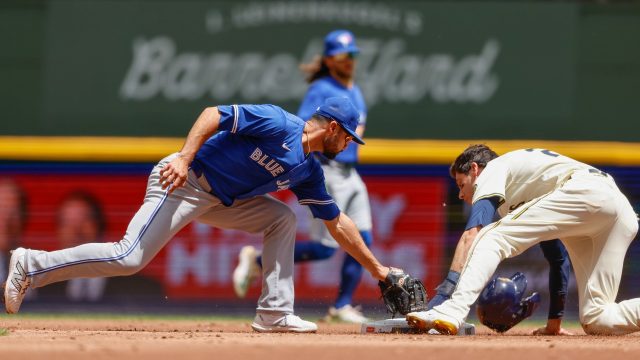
top-left (1, 1), bottom-right (639, 142)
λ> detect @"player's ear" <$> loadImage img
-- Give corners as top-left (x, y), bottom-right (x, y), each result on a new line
top-left (329, 120), bottom-right (340, 133)
top-left (470, 162), bottom-right (479, 176)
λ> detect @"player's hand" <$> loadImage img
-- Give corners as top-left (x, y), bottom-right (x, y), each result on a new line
top-left (532, 319), bottom-right (573, 335)
top-left (532, 326), bottom-right (573, 335)
top-left (159, 154), bottom-right (190, 194)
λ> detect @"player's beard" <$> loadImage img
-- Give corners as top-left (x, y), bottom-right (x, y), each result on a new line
top-left (322, 135), bottom-right (340, 159)
top-left (322, 150), bottom-right (338, 159)
top-left (333, 68), bottom-right (353, 83)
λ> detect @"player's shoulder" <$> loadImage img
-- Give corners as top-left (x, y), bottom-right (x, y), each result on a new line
top-left (303, 155), bottom-right (324, 177)
top-left (239, 103), bottom-right (284, 114)
top-left (308, 77), bottom-right (335, 93)
top-left (242, 103), bottom-right (295, 121)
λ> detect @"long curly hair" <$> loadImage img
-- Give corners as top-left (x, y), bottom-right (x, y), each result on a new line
top-left (299, 55), bottom-right (331, 84)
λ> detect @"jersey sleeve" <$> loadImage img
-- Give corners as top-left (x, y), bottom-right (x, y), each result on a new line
top-left (465, 197), bottom-right (500, 230)
top-left (290, 161), bottom-right (340, 220)
top-left (297, 83), bottom-right (326, 121)
top-left (217, 104), bottom-right (285, 138)
top-left (539, 240), bottom-right (570, 319)
top-left (472, 160), bottom-right (507, 206)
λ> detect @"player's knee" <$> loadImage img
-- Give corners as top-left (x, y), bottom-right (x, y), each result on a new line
top-left (272, 204), bottom-right (297, 228)
top-left (117, 256), bottom-right (147, 276)
top-left (262, 203), bottom-right (297, 241)
top-left (581, 318), bottom-right (614, 335)
top-left (626, 214), bottom-right (639, 237)
top-left (581, 306), bottom-right (627, 335)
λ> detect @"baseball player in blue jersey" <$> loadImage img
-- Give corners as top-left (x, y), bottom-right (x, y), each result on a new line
top-left (4, 97), bottom-right (397, 333)
top-left (407, 144), bottom-right (640, 335)
top-left (233, 30), bottom-right (373, 323)
top-left (426, 145), bottom-right (572, 334)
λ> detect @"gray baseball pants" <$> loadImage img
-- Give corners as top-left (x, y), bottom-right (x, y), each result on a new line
top-left (24, 153), bottom-right (297, 314)
top-left (309, 161), bottom-right (372, 248)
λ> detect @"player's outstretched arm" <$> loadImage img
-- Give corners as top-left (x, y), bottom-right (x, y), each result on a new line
top-left (160, 107), bottom-right (221, 193)
top-left (533, 240), bottom-right (573, 335)
top-left (324, 212), bottom-right (389, 281)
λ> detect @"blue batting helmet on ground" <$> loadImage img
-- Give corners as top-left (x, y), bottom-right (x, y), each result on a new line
top-left (475, 272), bottom-right (541, 333)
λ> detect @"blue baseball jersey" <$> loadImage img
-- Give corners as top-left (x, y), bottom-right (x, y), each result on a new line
top-left (192, 104), bottom-right (340, 220)
top-left (297, 76), bottom-right (367, 164)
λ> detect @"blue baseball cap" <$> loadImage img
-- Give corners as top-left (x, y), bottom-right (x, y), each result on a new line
top-left (314, 97), bottom-right (365, 145)
top-left (323, 30), bottom-right (360, 57)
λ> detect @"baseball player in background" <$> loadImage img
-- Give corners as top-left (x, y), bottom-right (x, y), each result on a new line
top-left (4, 97), bottom-right (398, 333)
top-left (427, 145), bottom-right (572, 335)
top-left (407, 144), bottom-right (640, 335)
top-left (233, 30), bottom-right (373, 324)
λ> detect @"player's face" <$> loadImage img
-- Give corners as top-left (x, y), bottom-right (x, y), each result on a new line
top-left (454, 163), bottom-right (482, 204)
top-left (322, 122), bottom-right (353, 159)
top-left (326, 52), bottom-right (357, 79)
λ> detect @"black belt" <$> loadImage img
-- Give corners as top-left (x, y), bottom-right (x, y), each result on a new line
top-left (190, 159), bottom-right (204, 177)
top-left (189, 160), bottom-right (212, 193)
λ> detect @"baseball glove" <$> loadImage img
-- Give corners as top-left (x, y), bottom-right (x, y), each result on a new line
top-left (378, 268), bottom-right (428, 317)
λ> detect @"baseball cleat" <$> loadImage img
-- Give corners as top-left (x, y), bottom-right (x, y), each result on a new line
top-left (251, 312), bottom-right (318, 333)
top-left (4, 247), bottom-right (31, 314)
top-left (324, 304), bottom-right (369, 324)
top-left (406, 309), bottom-right (461, 335)
top-left (232, 245), bottom-right (260, 298)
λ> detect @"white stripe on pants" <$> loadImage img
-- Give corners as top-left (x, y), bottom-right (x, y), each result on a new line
top-left (25, 153), bottom-right (298, 314)
top-left (436, 170), bottom-right (640, 335)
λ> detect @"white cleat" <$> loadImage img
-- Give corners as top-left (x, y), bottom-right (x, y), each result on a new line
top-left (4, 247), bottom-right (31, 314)
top-left (325, 305), bottom-right (369, 324)
top-left (232, 245), bottom-right (260, 298)
top-left (406, 309), bottom-right (462, 335)
top-left (251, 313), bottom-right (318, 333)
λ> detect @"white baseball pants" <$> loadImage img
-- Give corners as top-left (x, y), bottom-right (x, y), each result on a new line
top-left (24, 153), bottom-right (298, 314)
top-left (436, 169), bottom-right (640, 335)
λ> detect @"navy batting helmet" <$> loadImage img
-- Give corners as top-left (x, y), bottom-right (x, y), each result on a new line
top-left (476, 272), bottom-right (541, 333)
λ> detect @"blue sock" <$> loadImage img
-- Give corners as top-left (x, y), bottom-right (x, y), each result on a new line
top-left (256, 241), bottom-right (336, 267)
top-left (294, 241), bottom-right (336, 262)
top-left (335, 230), bottom-right (373, 309)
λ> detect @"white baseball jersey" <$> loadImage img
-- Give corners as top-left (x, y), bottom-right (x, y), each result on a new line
top-left (473, 148), bottom-right (592, 217)
top-left (435, 147), bottom-right (640, 335)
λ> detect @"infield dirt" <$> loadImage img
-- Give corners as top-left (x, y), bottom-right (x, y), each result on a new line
top-left (1, 317), bottom-right (639, 359)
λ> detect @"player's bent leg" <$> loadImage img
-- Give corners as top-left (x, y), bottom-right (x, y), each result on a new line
top-left (576, 199), bottom-right (640, 335)
top-left (29, 174), bottom-right (212, 286)
top-left (581, 300), bottom-right (640, 335)
top-left (257, 201), bottom-right (297, 314)
top-left (199, 195), bottom-right (298, 314)
top-left (4, 155), bottom-right (217, 314)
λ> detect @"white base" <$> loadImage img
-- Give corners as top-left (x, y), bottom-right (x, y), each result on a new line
top-left (360, 318), bottom-right (476, 336)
